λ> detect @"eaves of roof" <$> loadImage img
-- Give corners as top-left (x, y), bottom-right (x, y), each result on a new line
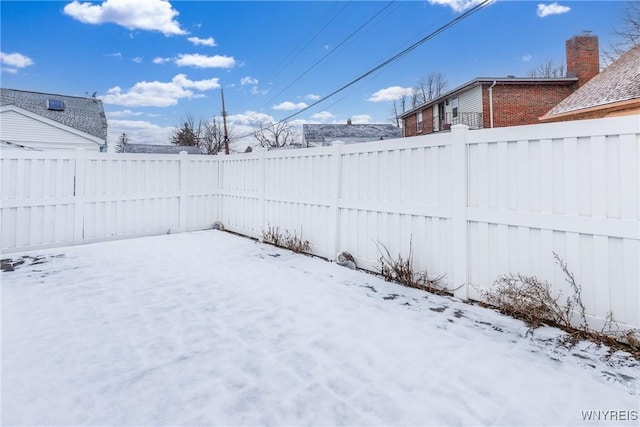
top-left (399, 77), bottom-right (578, 119)
top-left (539, 98), bottom-right (640, 122)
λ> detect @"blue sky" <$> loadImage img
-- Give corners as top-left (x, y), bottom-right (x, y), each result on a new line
top-left (0, 0), bottom-right (628, 149)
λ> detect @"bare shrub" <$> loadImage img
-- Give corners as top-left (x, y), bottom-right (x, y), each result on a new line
top-left (483, 273), bottom-right (570, 328)
top-left (484, 253), bottom-right (640, 356)
top-left (376, 238), bottom-right (445, 293)
top-left (553, 252), bottom-right (588, 332)
top-left (282, 229), bottom-right (310, 253)
top-left (483, 253), bottom-right (588, 330)
top-left (261, 225), bottom-right (310, 254)
top-left (262, 225), bottom-right (282, 247)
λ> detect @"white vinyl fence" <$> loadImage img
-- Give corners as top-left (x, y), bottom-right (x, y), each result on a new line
top-left (2, 115), bottom-right (639, 329)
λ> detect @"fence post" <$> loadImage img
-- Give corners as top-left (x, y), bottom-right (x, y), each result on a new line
top-left (179, 151), bottom-right (189, 232)
top-left (73, 149), bottom-right (87, 244)
top-left (328, 141), bottom-right (344, 261)
top-left (451, 125), bottom-right (469, 300)
top-left (258, 147), bottom-right (267, 241)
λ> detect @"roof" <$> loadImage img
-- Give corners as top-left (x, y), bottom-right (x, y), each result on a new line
top-left (400, 77), bottom-right (578, 119)
top-left (122, 144), bottom-right (202, 154)
top-left (0, 88), bottom-right (107, 141)
top-left (542, 44), bottom-right (640, 119)
top-left (303, 123), bottom-right (401, 144)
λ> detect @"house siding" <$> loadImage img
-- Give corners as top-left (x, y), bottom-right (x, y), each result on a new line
top-left (0, 109), bottom-right (102, 150)
top-left (481, 83), bottom-right (576, 128)
top-left (458, 86), bottom-right (482, 115)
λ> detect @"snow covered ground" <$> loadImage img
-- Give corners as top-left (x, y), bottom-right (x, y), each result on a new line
top-left (2, 230), bottom-right (639, 426)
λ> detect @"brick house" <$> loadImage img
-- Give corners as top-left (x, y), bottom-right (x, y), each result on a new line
top-left (540, 43), bottom-right (640, 122)
top-left (400, 34), bottom-right (600, 137)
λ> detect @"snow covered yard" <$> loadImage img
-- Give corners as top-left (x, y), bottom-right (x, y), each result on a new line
top-left (1, 231), bottom-right (638, 426)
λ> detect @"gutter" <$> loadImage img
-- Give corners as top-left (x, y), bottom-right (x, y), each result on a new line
top-left (488, 80), bottom-right (497, 128)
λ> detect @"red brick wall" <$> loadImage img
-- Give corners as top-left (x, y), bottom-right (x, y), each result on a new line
top-left (481, 83), bottom-right (576, 128)
top-left (402, 107), bottom-right (432, 137)
top-left (424, 106), bottom-right (434, 134)
top-left (566, 35), bottom-right (599, 87)
top-left (403, 113), bottom-right (417, 137)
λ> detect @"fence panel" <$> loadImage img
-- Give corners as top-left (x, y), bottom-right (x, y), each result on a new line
top-left (336, 136), bottom-right (455, 288)
top-left (1, 116), bottom-right (638, 328)
top-left (466, 117), bottom-right (640, 328)
top-left (1, 152), bottom-right (78, 249)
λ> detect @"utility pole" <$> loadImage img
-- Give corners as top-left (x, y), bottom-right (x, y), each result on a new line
top-left (221, 89), bottom-right (230, 155)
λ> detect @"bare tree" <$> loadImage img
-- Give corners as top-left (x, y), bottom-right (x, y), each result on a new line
top-left (527, 59), bottom-right (566, 78)
top-left (200, 116), bottom-right (225, 155)
top-left (390, 72), bottom-right (447, 126)
top-left (115, 133), bottom-right (129, 153)
top-left (413, 72), bottom-right (447, 107)
top-left (390, 92), bottom-right (409, 127)
top-left (604, 1), bottom-right (640, 64)
top-left (254, 119), bottom-right (299, 149)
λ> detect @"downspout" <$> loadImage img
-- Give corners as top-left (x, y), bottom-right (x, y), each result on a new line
top-left (488, 80), bottom-right (497, 128)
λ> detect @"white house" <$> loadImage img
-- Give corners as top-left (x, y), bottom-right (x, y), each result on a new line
top-left (0, 88), bottom-right (108, 151)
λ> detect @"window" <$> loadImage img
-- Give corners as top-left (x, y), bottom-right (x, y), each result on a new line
top-left (47, 99), bottom-right (65, 111)
top-left (416, 111), bottom-right (423, 132)
top-left (451, 97), bottom-right (459, 118)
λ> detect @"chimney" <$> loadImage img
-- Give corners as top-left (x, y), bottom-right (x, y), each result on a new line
top-left (566, 33), bottom-right (599, 88)
top-left (347, 118), bottom-right (352, 125)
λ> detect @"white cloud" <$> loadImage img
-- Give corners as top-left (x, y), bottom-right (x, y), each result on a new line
top-left (174, 53), bottom-right (235, 68)
top-left (102, 74), bottom-right (220, 107)
top-left (108, 119), bottom-right (173, 146)
top-left (241, 76), bottom-right (258, 85)
top-left (187, 36), bottom-right (216, 47)
top-left (310, 111), bottom-right (335, 122)
top-left (250, 87), bottom-right (269, 95)
top-left (0, 52), bottom-right (34, 68)
top-left (153, 57), bottom-right (172, 64)
top-left (522, 54), bottom-right (533, 62)
top-left (350, 115), bottom-right (373, 124)
top-left (132, 57), bottom-right (143, 63)
top-left (305, 94), bottom-right (321, 101)
top-left (1, 67), bottom-right (18, 74)
top-left (224, 111), bottom-right (273, 149)
top-left (63, 0), bottom-right (186, 36)
top-left (427, 0), bottom-right (488, 12)
top-left (106, 109), bottom-right (144, 118)
top-left (273, 101), bottom-right (307, 111)
top-left (106, 52), bottom-right (123, 59)
top-left (367, 86), bottom-right (413, 102)
top-left (537, 2), bottom-right (571, 17)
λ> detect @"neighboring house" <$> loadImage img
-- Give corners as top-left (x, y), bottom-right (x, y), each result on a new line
top-left (0, 88), bottom-right (108, 151)
top-left (540, 43), bottom-right (640, 122)
top-left (303, 119), bottom-right (402, 146)
top-left (401, 34), bottom-right (600, 137)
top-left (121, 144), bottom-right (202, 154)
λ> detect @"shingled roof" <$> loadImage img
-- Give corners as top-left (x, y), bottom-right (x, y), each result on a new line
top-left (542, 44), bottom-right (640, 120)
top-left (122, 144), bottom-right (202, 154)
top-left (1, 88), bottom-right (108, 141)
top-left (303, 122), bottom-right (401, 145)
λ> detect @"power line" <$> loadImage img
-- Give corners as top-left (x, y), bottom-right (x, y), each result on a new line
top-left (236, 0), bottom-right (492, 141)
top-left (279, 0), bottom-right (492, 122)
top-left (268, 2), bottom-right (349, 84)
top-left (257, 1), bottom-right (397, 113)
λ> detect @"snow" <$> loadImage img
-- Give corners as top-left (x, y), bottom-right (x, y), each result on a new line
top-left (2, 230), bottom-right (639, 426)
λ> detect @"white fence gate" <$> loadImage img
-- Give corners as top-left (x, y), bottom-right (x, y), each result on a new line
top-left (2, 115), bottom-right (639, 328)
